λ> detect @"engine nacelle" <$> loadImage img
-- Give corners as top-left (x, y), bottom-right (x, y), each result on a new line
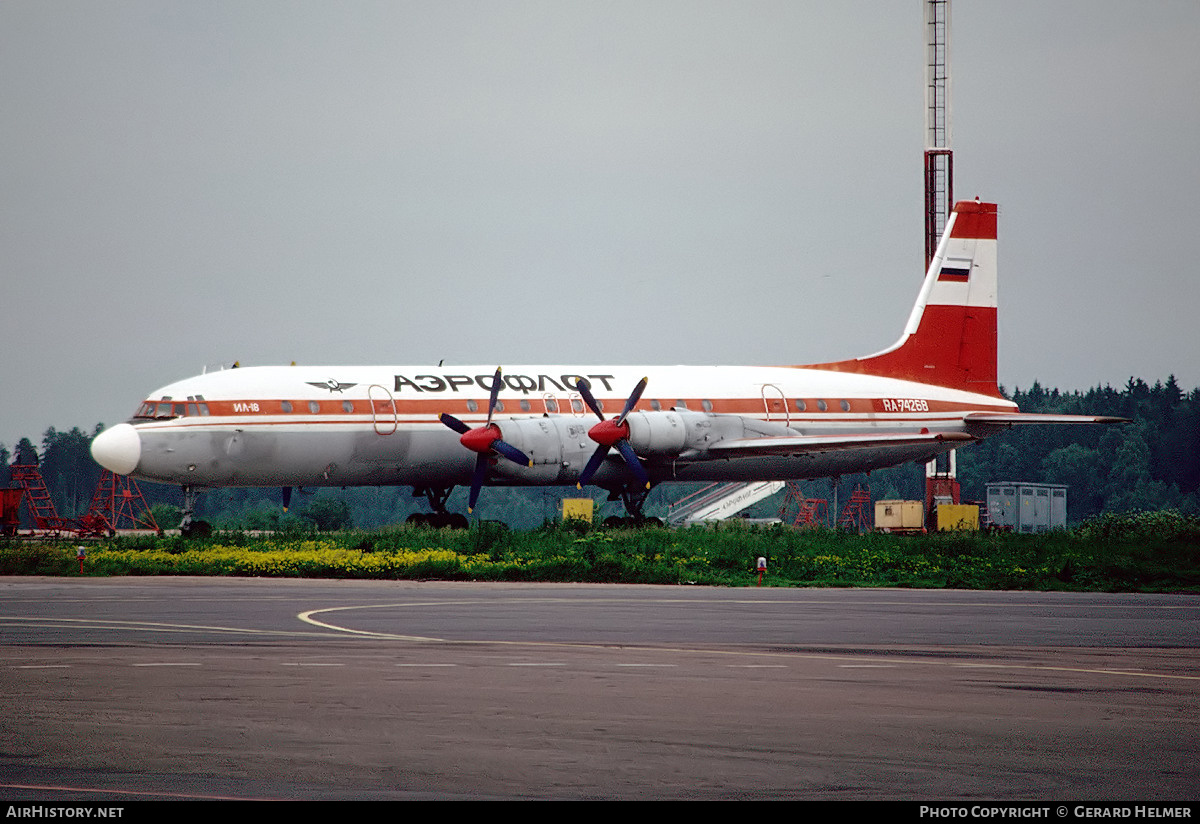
top-left (625, 410), bottom-right (794, 455)
top-left (488, 410), bottom-right (801, 485)
top-left (623, 411), bottom-right (688, 455)
top-left (486, 416), bottom-right (594, 484)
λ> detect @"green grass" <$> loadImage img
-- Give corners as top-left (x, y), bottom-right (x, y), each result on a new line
top-left (2, 511), bottom-right (1198, 592)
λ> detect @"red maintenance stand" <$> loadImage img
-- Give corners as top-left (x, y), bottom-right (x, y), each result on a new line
top-left (8, 463), bottom-right (160, 536)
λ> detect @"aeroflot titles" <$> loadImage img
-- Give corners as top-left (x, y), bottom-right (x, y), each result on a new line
top-left (392, 373), bottom-right (934, 413)
top-left (393, 374), bottom-right (616, 394)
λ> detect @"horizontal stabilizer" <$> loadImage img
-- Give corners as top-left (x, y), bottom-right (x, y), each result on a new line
top-left (964, 412), bottom-right (1130, 426)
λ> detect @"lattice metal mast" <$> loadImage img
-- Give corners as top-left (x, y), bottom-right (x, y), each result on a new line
top-left (924, 0), bottom-right (953, 267)
top-left (924, 0), bottom-right (957, 518)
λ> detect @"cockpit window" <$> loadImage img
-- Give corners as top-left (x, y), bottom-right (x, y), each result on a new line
top-left (133, 395), bottom-right (210, 419)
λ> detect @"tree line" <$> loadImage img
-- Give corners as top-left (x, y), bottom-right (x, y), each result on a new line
top-left (3, 376), bottom-right (1198, 530)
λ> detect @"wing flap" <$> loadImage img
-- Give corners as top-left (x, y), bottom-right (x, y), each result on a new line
top-left (703, 430), bottom-right (975, 459)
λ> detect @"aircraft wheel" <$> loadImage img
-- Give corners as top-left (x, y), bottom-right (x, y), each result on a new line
top-left (447, 513), bottom-right (469, 530)
top-left (182, 520), bottom-right (212, 538)
top-left (406, 513), bottom-right (428, 527)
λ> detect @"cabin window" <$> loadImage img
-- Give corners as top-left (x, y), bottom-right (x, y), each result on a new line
top-left (702, 399), bottom-right (713, 412)
top-left (466, 399), bottom-right (478, 413)
top-left (519, 399), bottom-right (531, 412)
top-left (650, 399), bottom-right (662, 411)
top-left (342, 400), bottom-right (354, 413)
top-left (840, 400), bottom-right (850, 412)
top-left (794, 399), bottom-right (806, 412)
top-left (817, 400), bottom-right (827, 412)
top-left (676, 400), bottom-right (688, 409)
top-left (571, 398), bottom-right (583, 413)
top-left (545, 398), bottom-right (559, 413)
top-left (308, 401), bottom-right (320, 413)
top-left (281, 401), bottom-right (293, 413)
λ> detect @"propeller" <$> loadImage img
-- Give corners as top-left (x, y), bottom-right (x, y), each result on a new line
top-left (439, 367), bottom-right (532, 512)
top-left (575, 376), bottom-right (651, 491)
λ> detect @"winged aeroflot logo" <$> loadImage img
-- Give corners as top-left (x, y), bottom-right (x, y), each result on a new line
top-left (306, 379), bottom-right (358, 393)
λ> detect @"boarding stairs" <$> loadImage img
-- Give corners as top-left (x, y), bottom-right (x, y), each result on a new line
top-left (667, 481), bottom-right (785, 526)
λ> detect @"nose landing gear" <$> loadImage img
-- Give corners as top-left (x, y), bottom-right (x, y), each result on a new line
top-left (179, 485), bottom-right (212, 538)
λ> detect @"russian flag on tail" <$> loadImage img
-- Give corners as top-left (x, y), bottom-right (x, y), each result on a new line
top-left (938, 257), bottom-right (971, 282)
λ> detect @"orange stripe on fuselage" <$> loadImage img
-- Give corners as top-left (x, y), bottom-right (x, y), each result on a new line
top-left (139, 395), bottom-right (1012, 421)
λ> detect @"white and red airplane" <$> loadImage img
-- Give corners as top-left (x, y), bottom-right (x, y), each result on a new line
top-left (91, 200), bottom-right (1121, 532)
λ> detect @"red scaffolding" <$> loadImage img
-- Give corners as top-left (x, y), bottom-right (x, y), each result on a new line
top-left (778, 482), bottom-right (829, 529)
top-left (8, 464), bottom-right (159, 536)
top-left (837, 483), bottom-right (873, 533)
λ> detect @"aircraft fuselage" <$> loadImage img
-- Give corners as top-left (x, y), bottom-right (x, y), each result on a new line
top-left (94, 363), bottom-right (1011, 492)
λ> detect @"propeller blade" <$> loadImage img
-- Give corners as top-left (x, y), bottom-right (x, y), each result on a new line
top-left (575, 378), bottom-right (605, 420)
top-left (486, 367), bottom-right (503, 424)
top-left (615, 377), bottom-right (648, 426)
top-left (467, 454), bottom-right (488, 513)
top-left (438, 412), bottom-right (471, 435)
top-left (492, 439), bottom-right (533, 467)
top-left (615, 438), bottom-right (651, 490)
top-left (576, 444), bottom-right (610, 489)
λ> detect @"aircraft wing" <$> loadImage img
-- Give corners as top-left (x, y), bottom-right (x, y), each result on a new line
top-left (700, 430), bottom-right (976, 459)
top-left (963, 412), bottom-right (1130, 426)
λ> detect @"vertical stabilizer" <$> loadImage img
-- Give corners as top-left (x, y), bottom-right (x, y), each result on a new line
top-left (801, 200), bottom-right (1001, 397)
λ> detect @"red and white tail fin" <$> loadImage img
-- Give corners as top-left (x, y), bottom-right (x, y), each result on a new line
top-left (802, 200), bottom-right (1002, 398)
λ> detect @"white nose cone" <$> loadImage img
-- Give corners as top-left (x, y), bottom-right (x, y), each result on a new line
top-left (91, 423), bottom-right (142, 475)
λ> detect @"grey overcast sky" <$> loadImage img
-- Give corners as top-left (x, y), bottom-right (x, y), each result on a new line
top-left (3, 1), bottom-right (1198, 448)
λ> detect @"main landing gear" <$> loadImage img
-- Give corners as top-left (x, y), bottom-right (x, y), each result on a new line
top-left (407, 486), bottom-right (469, 530)
top-left (600, 484), bottom-right (663, 528)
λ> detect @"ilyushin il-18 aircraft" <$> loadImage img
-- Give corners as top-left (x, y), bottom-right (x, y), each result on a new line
top-left (91, 200), bottom-right (1122, 533)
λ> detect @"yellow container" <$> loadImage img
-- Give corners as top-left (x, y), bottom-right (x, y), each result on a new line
top-left (875, 500), bottom-right (924, 531)
top-left (561, 498), bottom-right (594, 523)
top-left (936, 504), bottom-right (979, 532)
